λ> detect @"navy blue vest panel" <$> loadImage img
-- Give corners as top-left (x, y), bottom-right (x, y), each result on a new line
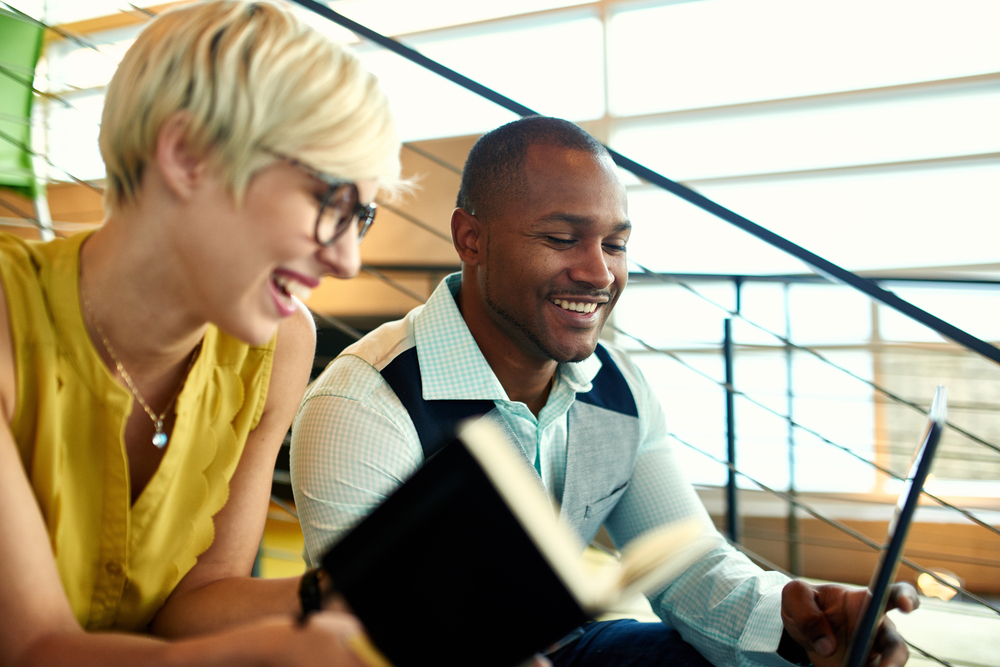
top-left (379, 344), bottom-right (637, 459)
top-left (380, 347), bottom-right (494, 458)
top-left (574, 345), bottom-right (639, 417)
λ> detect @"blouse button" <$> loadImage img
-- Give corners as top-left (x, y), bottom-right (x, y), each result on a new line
top-left (105, 561), bottom-right (123, 576)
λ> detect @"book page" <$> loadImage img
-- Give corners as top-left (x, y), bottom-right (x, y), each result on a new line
top-left (459, 419), bottom-right (723, 613)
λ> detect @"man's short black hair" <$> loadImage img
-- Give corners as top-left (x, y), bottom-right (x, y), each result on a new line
top-left (456, 116), bottom-right (610, 221)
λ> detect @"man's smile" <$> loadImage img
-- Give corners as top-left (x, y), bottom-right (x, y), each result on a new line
top-left (551, 299), bottom-right (599, 314)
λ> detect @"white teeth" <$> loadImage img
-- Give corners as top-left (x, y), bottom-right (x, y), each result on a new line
top-left (273, 274), bottom-right (313, 303)
top-left (553, 299), bottom-right (598, 314)
top-left (286, 281), bottom-right (312, 302)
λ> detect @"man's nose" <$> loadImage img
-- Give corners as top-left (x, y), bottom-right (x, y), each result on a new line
top-left (568, 241), bottom-right (614, 289)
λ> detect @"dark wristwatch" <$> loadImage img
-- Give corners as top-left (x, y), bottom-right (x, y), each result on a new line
top-left (298, 568), bottom-right (329, 624)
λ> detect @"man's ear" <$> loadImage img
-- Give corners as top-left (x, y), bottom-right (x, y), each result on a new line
top-left (451, 207), bottom-right (484, 266)
top-left (154, 112), bottom-right (207, 201)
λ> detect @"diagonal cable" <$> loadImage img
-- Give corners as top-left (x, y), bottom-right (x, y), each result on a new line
top-left (0, 199), bottom-right (65, 237)
top-left (310, 311), bottom-right (364, 342)
top-left (611, 323), bottom-right (1000, 538)
top-left (671, 431), bottom-right (1000, 617)
top-left (377, 201), bottom-right (451, 242)
top-left (402, 142), bottom-right (463, 175)
top-left (124, 3), bottom-right (157, 19)
top-left (0, 63), bottom-right (74, 109)
top-left (1, 2), bottom-right (101, 51)
top-left (903, 644), bottom-right (955, 667)
top-left (630, 262), bottom-right (1000, 457)
top-left (362, 266), bottom-right (430, 304)
top-left (0, 128), bottom-right (104, 195)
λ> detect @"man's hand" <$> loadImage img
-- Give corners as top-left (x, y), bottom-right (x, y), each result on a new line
top-left (780, 579), bottom-right (919, 667)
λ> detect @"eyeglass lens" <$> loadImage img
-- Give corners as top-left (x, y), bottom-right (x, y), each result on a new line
top-left (315, 183), bottom-right (378, 246)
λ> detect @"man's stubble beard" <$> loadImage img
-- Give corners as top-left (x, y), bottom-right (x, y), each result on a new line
top-left (482, 262), bottom-right (597, 365)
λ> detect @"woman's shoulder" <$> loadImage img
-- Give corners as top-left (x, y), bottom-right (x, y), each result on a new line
top-left (0, 231), bottom-right (88, 301)
top-left (0, 233), bottom-right (48, 424)
top-left (0, 251), bottom-right (14, 424)
top-left (0, 232), bottom-right (40, 277)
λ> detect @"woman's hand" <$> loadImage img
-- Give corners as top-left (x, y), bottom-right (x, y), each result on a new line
top-left (258, 612), bottom-right (374, 667)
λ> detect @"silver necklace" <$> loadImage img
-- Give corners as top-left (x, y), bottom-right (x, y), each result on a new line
top-left (80, 288), bottom-right (198, 449)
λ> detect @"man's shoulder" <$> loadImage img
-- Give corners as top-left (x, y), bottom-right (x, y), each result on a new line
top-left (583, 341), bottom-right (661, 421)
top-left (342, 312), bottom-right (419, 371)
top-left (596, 341), bottom-right (649, 384)
top-left (305, 308), bottom-right (421, 402)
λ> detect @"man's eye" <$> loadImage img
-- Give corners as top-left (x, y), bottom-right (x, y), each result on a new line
top-left (604, 243), bottom-right (627, 253)
top-left (546, 237), bottom-right (575, 245)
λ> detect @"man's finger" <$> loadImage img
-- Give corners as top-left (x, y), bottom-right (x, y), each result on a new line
top-left (869, 614), bottom-right (910, 667)
top-left (884, 582), bottom-right (919, 614)
top-left (781, 580), bottom-right (837, 658)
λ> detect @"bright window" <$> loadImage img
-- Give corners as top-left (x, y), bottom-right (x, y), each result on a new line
top-left (609, 80), bottom-right (1000, 181)
top-left (608, 0), bottom-right (1000, 115)
top-left (358, 9), bottom-right (606, 141)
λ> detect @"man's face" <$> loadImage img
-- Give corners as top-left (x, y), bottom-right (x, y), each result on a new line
top-left (478, 144), bottom-right (630, 364)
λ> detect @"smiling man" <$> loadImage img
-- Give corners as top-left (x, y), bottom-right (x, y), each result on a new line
top-left (290, 116), bottom-right (916, 667)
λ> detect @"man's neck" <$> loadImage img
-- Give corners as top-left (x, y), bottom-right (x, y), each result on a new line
top-left (456, 281), bottom-right (557, 417)
top-left (489, 355), bottom-right (556, 418)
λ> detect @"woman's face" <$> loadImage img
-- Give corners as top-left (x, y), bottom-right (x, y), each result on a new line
top-left (175, 158), bottom-right (377, 345)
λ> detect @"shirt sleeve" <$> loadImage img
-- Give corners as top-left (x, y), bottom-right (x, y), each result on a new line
top-left (289, 354), bottom-right (423, 566)
top-left (602, 351), bottom-right (793, 667)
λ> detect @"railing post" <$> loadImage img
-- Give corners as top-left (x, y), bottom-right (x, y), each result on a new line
top-left (783, 282), bottom-right (801, 575)
top-left (724, 317), bottom-right (739, 543)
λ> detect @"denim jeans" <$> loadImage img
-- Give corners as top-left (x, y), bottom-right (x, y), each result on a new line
top-left (548, 620), bottom-right (714, 667)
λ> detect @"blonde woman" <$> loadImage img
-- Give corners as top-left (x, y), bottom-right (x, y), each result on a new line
top-left (0, 2), bottom-right (400, 664)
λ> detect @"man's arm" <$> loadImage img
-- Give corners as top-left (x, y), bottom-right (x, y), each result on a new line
top-left (289, 354), bottom-right (423, 566)
top-left (600, 349), bottom-right (790, 666)
top-left (602, 351), bottom-right (916, 667)
top-left (604, 442), bottom-right (791, 667)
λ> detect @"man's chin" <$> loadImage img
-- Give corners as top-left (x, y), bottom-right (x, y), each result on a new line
top-left (549, 341), bottom-right (600, 364)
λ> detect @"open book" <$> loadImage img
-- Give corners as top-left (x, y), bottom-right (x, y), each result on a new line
top-left (319, 419), bottom-right (721, 667)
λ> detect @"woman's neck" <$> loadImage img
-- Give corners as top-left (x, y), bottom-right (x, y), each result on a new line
top-left (79, 218), bottom-right (207, 377)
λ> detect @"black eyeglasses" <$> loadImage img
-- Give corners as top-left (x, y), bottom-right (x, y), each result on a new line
top-left (267, 150), bottom-right (377, 246)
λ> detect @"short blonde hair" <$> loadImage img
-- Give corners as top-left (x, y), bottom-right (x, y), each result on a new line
top-left (100, 0), bottom-right (401, 214)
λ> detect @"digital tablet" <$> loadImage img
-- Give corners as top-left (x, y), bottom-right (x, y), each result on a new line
top-left (842, 385), bottom-right (947, 667)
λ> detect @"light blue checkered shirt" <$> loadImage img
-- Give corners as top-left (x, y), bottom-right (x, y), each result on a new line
top-left (291, 273), bottom-right (793, 667)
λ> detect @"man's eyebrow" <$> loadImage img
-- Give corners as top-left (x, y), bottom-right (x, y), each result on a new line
top-left (534, 213), bottom-right (632, 232)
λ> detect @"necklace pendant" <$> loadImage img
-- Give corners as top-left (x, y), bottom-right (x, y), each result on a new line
top-left (152, 420), bottom-right (168, 449)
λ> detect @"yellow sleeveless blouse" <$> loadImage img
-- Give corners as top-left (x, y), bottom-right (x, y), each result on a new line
top-left (0, 231), bottom-right (275, 631)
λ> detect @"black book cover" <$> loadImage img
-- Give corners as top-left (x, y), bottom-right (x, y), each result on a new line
top-left (321, 437), bottom-right (589, 667)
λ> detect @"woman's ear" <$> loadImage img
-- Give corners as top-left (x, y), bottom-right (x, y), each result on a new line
top-left (154, 113), bottom-right (207, 201)
top-left (451, 207), bottom-right (484, 266)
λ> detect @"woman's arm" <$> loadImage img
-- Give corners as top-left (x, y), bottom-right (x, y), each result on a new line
top-left (0, 420), bottom-right (366, 667)
top-left (150, 303), bottom-right (318, 636)
top-left (0, 288), bottom-right (364, 666)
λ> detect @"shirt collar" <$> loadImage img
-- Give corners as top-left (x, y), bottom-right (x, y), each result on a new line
top-left (413, 273), bottom-right (604, 401)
